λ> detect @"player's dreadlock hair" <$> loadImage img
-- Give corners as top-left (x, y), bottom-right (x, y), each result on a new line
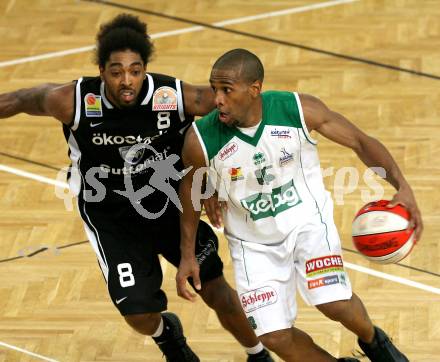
top-left (213, 49), bottom-right (264, 84)
top-left (95, 13), bottom-right (154, 67)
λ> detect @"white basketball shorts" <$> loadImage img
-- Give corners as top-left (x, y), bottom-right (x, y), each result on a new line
top-left (227, 196), bottom-right (352, 336)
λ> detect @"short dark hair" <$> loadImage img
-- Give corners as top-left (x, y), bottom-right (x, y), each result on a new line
top-left (95, 14), bottom-right (154, 67)
top-left (212, 49), bottom-right (264, 83)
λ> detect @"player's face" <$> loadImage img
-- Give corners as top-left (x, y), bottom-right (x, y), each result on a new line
top-left (100, 50), bottom-right (146, 108)
top-left (209, 68), bottom-right (259, 127)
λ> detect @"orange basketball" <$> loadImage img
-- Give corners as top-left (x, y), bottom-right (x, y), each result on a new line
top-left (352, 200), bottom-right (415, 264)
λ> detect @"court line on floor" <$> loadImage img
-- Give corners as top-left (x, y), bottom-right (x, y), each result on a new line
top-left (0, 0), bottom-right (357, 68)
top-left (0, 341), bottom-right (59, 362)
top-left (88, 0), bottom-right (440, 80)
top-left (0, 164), bottom-right (68, 188)
top-left (1, 163), bottom-right (439, 295)
top-left (344, 262), bottom-right (440, 295)
top-left (0, 151), bottom-right (62, 171)
top-left (342, 246), bottom-right (440, 278)
top-left (210, 228), bottom-right (440, 295)
top-left (0, 1), bottom-right (430, 359)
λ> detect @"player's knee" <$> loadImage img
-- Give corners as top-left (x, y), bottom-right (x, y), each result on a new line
top-left (124, 312), bottom-right (161, 335)
top-left (317, 299), bottom-right (351, 322)
top-left (259, 329), bottom-right (295, 352)
top-left (200, 277), bottom-right (240, 313)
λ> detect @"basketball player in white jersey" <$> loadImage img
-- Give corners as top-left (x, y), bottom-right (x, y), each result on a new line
top-left (177, 49), bottom-right (422, 362)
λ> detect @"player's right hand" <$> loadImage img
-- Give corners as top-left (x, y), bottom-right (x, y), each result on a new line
top-left (176, 256), bottom-right (201, 302)
top-left (203, 193), bottom-right (226, 229)
top-left (388, 186), bottom-right (423, 243)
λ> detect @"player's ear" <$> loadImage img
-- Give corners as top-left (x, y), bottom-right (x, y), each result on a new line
top-left (99, 66), bottom-right (105, 81)
top-left (249, 80), bottom-right (262, 98)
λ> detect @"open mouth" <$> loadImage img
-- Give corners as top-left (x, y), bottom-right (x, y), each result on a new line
top-left (120, 89), bottom-right (135, 103)
top-left (219, 111), bottom-right (229, 122)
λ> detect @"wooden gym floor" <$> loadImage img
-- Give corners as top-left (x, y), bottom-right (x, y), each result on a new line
top-left (0, 0), bottom-right (439, 361)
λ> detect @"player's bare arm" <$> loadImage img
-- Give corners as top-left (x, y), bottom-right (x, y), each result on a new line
top-left (201, 182), bottom-right (225, 229)
top-left (300, 93), bottom-right (423, 241)
top-left (0, 82), bottom-right (75, 125)
top-left (182, 83), bottom-right (215, 116)
top-left (181, 84), bottom-right (227, 228)
top-left (176, 125), bottom-right (206, 301)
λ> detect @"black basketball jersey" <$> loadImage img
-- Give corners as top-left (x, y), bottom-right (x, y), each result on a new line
top-left (63, 73), bottom-right (193, 218)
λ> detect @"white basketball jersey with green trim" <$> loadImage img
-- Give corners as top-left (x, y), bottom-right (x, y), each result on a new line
top-left (194, 91), bottom-right (329, 244)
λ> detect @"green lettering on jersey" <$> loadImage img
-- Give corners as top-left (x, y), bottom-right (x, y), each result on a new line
top-left (240, 179), bottom-right (302, 221)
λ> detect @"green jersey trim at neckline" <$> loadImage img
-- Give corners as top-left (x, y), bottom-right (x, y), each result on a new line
top-left (229, 103), bottom-right (267, 147)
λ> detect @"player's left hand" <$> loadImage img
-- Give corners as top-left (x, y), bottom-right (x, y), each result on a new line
top-left (388, 186), bottom-right (423, 243)
top-left (203, 192), bottom-right (226, 229)
top-left (176, 256), bottom-right (201, 302)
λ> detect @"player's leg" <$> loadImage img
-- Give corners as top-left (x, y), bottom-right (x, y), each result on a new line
top-left (160, 220), bottom-right (273, 361)
top-left (199, 276), bottom-right (261, 345)
top-left (317, 296), bottom-right (409, 362)
top-left (198, 275), bottom-right (274, 361)
top-left (227, 233), bottom-right (337, 361)
top-left (123, 312), bottom-right (161, 334)
top-left (78, 199), bottom-right (199, 361)
top-left (193, 223), bottom-right (262, 348)
top-left (259, 327), bottom-right (338, 362)
top-left (296, 197), bottom-right (408, 361)
top-left (315, 293), bottom-right (374, 343)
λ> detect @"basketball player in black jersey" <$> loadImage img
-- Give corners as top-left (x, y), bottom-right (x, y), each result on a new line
top-left (0, 14), bottom-right (273, 362)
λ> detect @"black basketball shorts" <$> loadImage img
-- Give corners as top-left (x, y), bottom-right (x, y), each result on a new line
top-left (77, 197), bottom-right (223, 315)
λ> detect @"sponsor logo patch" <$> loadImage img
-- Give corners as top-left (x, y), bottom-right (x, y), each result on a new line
top-left (279, 147), bottom-right (294, 166)
top-left (90, 121), bottom-right (103, 127)
top-left (119, 145), bottom-right (145, 165)
top-left (240, 179), bottom-right (302, 221)
top-left (229, 167), bottom-right (244, 181)
top-left (92, 133), bottom-right (161, 146)
top-left (340, 273), bottom-right (347, 286)
top-left (100, 147), bottom-right (170, 175)
top-left (308, 275), bottom-right (340, 289)
top-left (85, 93), bottom-right (103, 117)
top-left (115, 296), bottom-right (128, 304)
top-left (219, 142), bottom-right (238, 161)
top-left (305, 255), bottom-right (344, 277)
top-left (195, 238), bottom-right (217, 265)
top-left (152, 86), bottom-right (177, 111)
top-left (240, 286), bottom-right (278, 313)
top-left (270, 128), bottom-right (291, 139)
top-left (253, 152), bottom-right (266, 166)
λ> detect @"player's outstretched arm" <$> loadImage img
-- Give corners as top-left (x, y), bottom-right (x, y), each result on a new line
top-left (0, 82), bottom-right (75, 125)
top-left (182, 83), bottom-right (216, 116)
top-left (300, 93), bottom-right (423, 241)
top-left (176, 125), bottom-right (207, 301)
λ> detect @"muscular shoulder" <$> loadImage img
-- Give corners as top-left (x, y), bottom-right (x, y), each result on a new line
top-left (182, 123), bottom-right (207, 167)
top-left (298, 93), bottom-right (329, 131)
top-left (46, 82), bottom-right (75, 125)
